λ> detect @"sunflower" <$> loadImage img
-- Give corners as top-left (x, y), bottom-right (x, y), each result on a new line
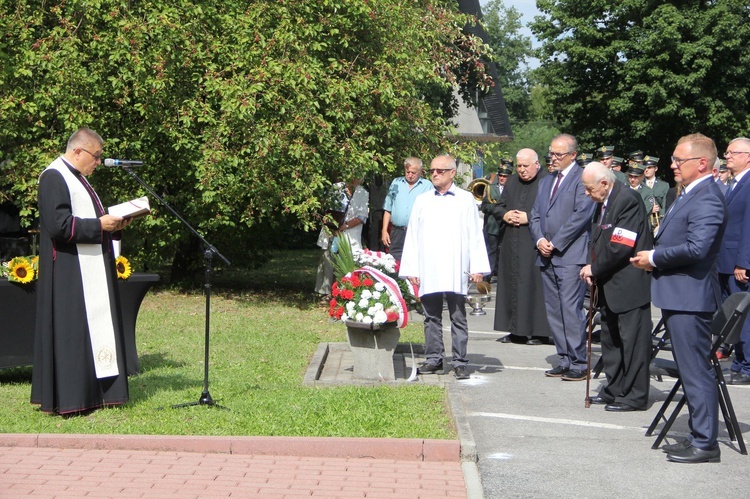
top-left (115, 255), bottom-right (132, 280)
top-left (7, 257), bottom-right (35, 284)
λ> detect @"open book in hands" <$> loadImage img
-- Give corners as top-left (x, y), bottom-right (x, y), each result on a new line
top-left (108, 196), bottom-right (151, 220)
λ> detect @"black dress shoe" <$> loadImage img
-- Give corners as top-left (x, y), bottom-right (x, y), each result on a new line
top-left (661, 438), bottom-right (691, 453)
top-left (561, 369), bottom-right (587, 381)
top-left (418, 361), bottom-right (443, 374)
top-left (731, 372), bottom-right (750, 385)
top-left (497, 335), bottom-right (514, 343)
top-left (453, 365), bottom-right (470, 380)
top-left (666, 445), bottom-right (721, 463)
top-left (589, 396), bottom-right (611, 405)
top-left (545, 366), bottom-right (569, 377)
top-left (526, 338), bottom-right (543, 345)
top-left (604, 402), bottom-right (639, 412)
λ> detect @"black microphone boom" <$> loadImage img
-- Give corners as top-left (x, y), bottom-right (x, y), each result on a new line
top-left (104, 158), bottom-right (144, 167)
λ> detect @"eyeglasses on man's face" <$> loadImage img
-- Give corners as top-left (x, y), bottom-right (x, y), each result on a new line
top-left (724, 150), bottom-right (750, 158)
top-left (80, 148), bottom-right (102, 161)
top-left (548, 151), bottom-right (571, 160)
top-left (670, 156), bottom-right (701, 167)
top-left (429, 168), bottom-right (453, 175)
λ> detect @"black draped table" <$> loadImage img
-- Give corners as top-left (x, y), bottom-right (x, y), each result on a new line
top-left (0, 273), bottom-right (159, 374)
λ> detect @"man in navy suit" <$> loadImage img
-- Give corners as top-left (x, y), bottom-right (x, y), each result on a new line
top-left (531, 134), bottom-right (596, 381)
top-left (632, 133), bottom-right (727, 464)
top-left (717, 137), bottom-right (750, 384)
top-left (580, 162), bottom-right (653, 412)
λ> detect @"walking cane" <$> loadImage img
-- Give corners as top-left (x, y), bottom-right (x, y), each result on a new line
top-left (585, 280), bottom-right (596, 408)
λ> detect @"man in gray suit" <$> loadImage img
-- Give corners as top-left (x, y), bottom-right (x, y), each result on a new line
top-left (530, 134), bottom-right (596, 381)
top-left (632, 133), bottom-right (727, 463)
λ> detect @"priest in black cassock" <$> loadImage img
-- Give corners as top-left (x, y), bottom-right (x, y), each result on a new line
top-left (486, 148), bottom-right (552, 345)
top-left (31, 128), bottom-right (131, 415)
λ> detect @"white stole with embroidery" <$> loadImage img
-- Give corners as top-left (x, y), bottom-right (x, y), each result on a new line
top-left (45, 158), bottom-right (120, 378)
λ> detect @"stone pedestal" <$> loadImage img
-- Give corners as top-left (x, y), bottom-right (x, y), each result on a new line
top-left (345, 321), bottom-right (400, 381)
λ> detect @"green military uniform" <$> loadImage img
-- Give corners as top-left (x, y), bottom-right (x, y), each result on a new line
top-left (643, 155), bottom-right (668, 216)
top-left (479, 161), bottom-right (512, 282)
top-left (596, 145), bottom-right (628, 185)
top-left (627, 163), bottom-right (655, 214)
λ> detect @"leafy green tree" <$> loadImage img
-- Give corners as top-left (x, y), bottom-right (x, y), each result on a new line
top-left (531, 0), bottom-right (750, 167)
top-left (0, 0), bottom-right (493, 276)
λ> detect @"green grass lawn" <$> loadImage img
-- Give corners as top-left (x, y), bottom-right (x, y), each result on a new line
top-left (0, 249), bottom-right (455, 439)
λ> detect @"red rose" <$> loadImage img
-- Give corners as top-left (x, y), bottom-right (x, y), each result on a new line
top-left (363, 277), bottom-right (374, 287)
top-left (350, 275), bottom-right (362, 287)
top-left (341, 289), bottom-right (354, 300)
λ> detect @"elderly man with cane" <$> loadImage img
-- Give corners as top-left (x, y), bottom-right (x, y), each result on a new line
top-left (580, 162), bottom-right (653, 412)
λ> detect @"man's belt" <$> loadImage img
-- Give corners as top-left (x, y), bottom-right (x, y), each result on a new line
top-left (391, 225), bottom-right (406, 231)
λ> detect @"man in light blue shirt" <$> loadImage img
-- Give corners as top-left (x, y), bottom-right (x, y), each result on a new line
top-left (381, 157), bottom-right (432, 261)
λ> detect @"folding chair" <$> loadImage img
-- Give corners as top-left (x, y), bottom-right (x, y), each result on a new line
top-left (645, 292), bottom-right (750, 454)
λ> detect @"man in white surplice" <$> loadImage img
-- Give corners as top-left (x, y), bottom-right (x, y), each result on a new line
top-left (399, 155), bottom-right (490, 380)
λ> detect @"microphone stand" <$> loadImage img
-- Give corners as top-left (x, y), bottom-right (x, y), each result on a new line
top-left (120, 167), bottom-right (231, 411)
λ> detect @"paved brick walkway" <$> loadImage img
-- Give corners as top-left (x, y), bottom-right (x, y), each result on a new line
top-left (0, 435), bottom-right (467, 498)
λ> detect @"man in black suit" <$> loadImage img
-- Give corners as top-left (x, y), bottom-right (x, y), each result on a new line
top-left (632, 133), bottom-right (727, 463)
top-left (579, 162), bottom-right (653, 412)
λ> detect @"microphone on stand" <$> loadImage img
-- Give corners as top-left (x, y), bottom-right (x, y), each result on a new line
top-left (104, 158), bottom-right (144, 168)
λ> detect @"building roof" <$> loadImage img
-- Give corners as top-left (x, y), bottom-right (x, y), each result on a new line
top-left (451, 0), bottom-right (514, 142)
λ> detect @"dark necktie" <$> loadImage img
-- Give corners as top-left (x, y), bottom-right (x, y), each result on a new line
top-left (727, 178), bottom-right (737, 195)
top-left (550, 172), bottom-right (563, 200)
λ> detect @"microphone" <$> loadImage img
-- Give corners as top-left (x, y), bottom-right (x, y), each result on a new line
top-left (104, 158), bottom-right (144, 168)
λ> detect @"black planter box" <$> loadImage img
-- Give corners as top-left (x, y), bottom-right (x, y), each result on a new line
top-left (0, 273), bottom-right (159, 374)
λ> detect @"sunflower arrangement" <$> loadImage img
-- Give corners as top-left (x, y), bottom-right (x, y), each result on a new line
top-left (1, 256), bottom-right (38, 284)
top-left (115, 255), bottom-right (133, 280)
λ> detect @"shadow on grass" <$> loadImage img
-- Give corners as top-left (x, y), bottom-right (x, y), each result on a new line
top-left (129, 353), bottom-right (203, 405)
top-left (155, 249), bottom-right (323, 311)
top-left (138, 352), bottom-right (188, 372)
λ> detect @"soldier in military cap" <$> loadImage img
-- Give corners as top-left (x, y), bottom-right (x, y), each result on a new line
top-left (718, 159), bottom-right (732, 186)
top-left (611, 156), bottom-right (625, 172)
top-left (627, 162), bottom-right (655, 218)
top-left (576, 152), bottom-right (594, 167)
top-left (642, 155), bottom-right (669, 229)
top-left (596, 145), bottom-right (628, 185)
top-left (479, 159), bottom-right (513, 282)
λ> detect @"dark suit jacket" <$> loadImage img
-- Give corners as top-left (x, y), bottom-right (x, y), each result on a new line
top-left (589, 182), bottom-right (652, 314)
top-left (530, 163), bottom-right (596, 266)
top-left (652, 176), bottom-right (727, 313)
top-left (717, 171), bottom-right (750, 274)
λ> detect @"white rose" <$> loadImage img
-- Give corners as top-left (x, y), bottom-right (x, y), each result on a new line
top-left (355, 312), bottom-right (364, 322)
top-left (361, 289), bottom-right (372, 299)
top-left (359, 298), bottom-right (370, 308)
top-left (373, 310), bottom-right (388, 323)
top-left (374, 282), bottom-right (385, 291)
